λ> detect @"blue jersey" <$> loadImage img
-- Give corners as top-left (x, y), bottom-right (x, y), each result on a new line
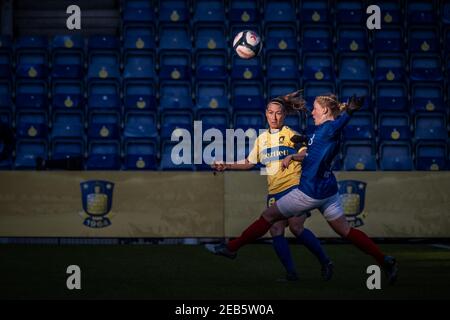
top-left (298, 112), bottom-right (351, 199)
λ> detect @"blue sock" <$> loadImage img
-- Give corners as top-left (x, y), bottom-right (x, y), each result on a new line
top-left (297, 228), bottom-right (330, 265)
top-left (272, 235), bottom-right (296, 275)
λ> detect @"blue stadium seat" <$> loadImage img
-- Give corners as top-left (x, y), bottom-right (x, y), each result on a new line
top-left (229, 0), bottom-right (259, 24)
top-left (231, 54), bottom-right (263, 80)
top-left (414, 113), bottom-right (448, 142)
top-left (123, 51), bottom-right (156, 79)
top-left (123, 111), bottom-right (158, 139)
top-left (373, 0), bottom-right (402, 26)
top-left (123, 0), bottom-right (153, 9)
top-left (267, 80), bottom-right (301, 100)
top-left (160, 140), bottom-right (195, 170)
top-left (123, 25), bottom-right (156, 51)
top-left (415, 142), bottom-right (447, 171)
top-left (337, 26), bottom-right (368, 53)
top-left (195, 50), bottom-right (228, 80)
top-left (264, 23), bottom-right (297, 52)
top-left (378, 112), bottom-right (411, 141)
top-left (52, 80), bottom-right (84, 111)
top-left (16, 110), bottom-right (48, 139)
top-left (411, 83), bottom-right (445, 113)
top-left (410, 54), bottom-right (443, 82)
top-left (87, 80), bottom-right (120, 110)
top-left (87, 111), bottom-right (121, 140)
top-left (379, 142), bottom-right (413, 171)
top-left (15, 139), bottom-right (48, 169)
top-left (123, 7), bottom-right (156, 25)
top-left (159, 51), bottom-right (191, 80)
top-left (0, 35), bottom-right (12, 53)
top-left (196, 141), bottom-right (225, 171)
top-left (339, 82), bottom-right (372, 112)
top-left (51, 110), bottom-right (84, 139)
top-left (343, 112), bottom-right (375, 140)
top-left (301, 25), bottom-right (332, 53)
top-left (263, 0), bottom-right (296, 23)
top-left (266, 51), bottom-right (299, 80)
top-left (160, 110), bottom-right (193, 140)
top-left (231, 81), bottom-right (265, 111)
top-left (303, 53), bottom-right (334, 82)
top-left (194, 24), bottom-right (227, 51)
top-left (375, 82), bottom-right (408, 112)
top-left (158, 0), bottom-right (189, 23)
top-left (284, 114), bottom-right (303, 133)
top-left (304, 81), bottom-right (335, 109)
top-left (88, 35), bottom-right (120, 51)
top-left (86, 140), bottom-right (121, 170)
top-left (124, 80), bottom-right (157, 110)
top-left (51, 35), bottom-right (84, 79)
top-left (15, 80), bottom-right (48, 110)
top-left (408, 27), bottom-right (439, 53)
top-left (192, 0), bottom-right (226, 25)
top-left (443, 0), bottom-right (450, 25)
top-left (159, 80), bottom-right (193, 110)
top-left (233, 111), bottom-right (266, 131)
top-left (16, 36), bottom-right (48, 80)
top-left (336, 0), bottom-right (364, 24)
top-left (373, 27), bottom-right (403, 52)
top-left (159, 24), bottom-right (192, 50)
top-left (0, 81), bottom-right (12, 110)
top-left (195, 81), bottom-right (229, 111)
top-left (124, 139), bottom-right (158, 170)
top-left (445, 28), bottom-right (450, 54)
top-left (338, 53), bottom-right (371, 81)
top-left (407, 0), bottom-right (436, 25)
top-left (374, 53), bottom-right (406, 83)
top-left (0, 109), bottom-right (11, 126)
top-left (0, 41), bottom-right (12, 78)
top-left (299, 0), bottom-right (331, 24)
top-left (197, 110), bottom-right (229, 133)
top-left (343, 140), bottom-right (377, 171)
top-left (51, 139), bottom-right (84, 162)
top-left (87, 52), bottom-right (120, 81)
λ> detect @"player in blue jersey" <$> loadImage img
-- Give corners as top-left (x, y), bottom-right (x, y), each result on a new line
top-left (212, 91), bottom-right (333, 281)
top-left (206, 93), bottom-right (398, 284)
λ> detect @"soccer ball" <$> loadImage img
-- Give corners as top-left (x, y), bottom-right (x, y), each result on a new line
top-left (232, 30), bottom-right (262, 59)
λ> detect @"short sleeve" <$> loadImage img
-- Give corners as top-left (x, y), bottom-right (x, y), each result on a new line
top-left (247, 137), bottom-right (259, 164)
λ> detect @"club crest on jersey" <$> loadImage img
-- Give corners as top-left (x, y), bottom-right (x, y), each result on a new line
top-left (338, 180), bottom-right (367, 228)
top-left (80, 180), bottom-right (115, 228)
top-left (279, 136), bottom-right (285, 143)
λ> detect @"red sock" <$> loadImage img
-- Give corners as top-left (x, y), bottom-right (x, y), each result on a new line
top-left (346, 228), bottom-right (385, 265)
top-left (227, 216), bottom-right (272, 252)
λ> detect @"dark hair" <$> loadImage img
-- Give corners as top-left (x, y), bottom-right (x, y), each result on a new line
top-left (315, 93), bottom-right (348, 119)
top-left (268, 90), bottom-right (307, 115)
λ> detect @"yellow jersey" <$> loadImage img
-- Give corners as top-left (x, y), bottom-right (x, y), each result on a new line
top-left (247, 126), bottom-right (306, 195)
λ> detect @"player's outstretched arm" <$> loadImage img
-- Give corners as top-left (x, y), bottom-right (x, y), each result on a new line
top-left (329, 95), bottom-right (366, 135)
top-left (281, 148), bottom-right (307, 170)
top-left (211, 159), bottom-right (255, 172)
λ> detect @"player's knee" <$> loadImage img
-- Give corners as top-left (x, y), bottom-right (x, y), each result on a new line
top-left (270, 224), bottom-right (285, 237)
top-left (289, 223), bottom-right (304, 236)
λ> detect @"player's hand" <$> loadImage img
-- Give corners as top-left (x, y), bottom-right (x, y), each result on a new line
top-left (211, 161), bottom-right (227, 172)
top-left (346, 95), bottom-right (365, 115)
top-left (290, 134), bottom-right (308, 146)
top-left (281, 155), bottom-right (293, 171)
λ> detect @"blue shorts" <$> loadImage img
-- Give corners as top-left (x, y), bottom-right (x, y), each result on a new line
top-left (267, 186), bottom-right (311, 218)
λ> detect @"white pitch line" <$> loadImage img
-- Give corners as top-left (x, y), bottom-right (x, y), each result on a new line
top-left (431, 244), bottom-right (450, 250)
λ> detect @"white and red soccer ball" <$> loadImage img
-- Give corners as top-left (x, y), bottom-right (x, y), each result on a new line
top-left (232, 30), bottom-right (262, 59)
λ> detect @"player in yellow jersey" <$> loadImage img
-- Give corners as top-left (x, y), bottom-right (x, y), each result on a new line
top-left (212, 91), bottom-right (333, 281)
